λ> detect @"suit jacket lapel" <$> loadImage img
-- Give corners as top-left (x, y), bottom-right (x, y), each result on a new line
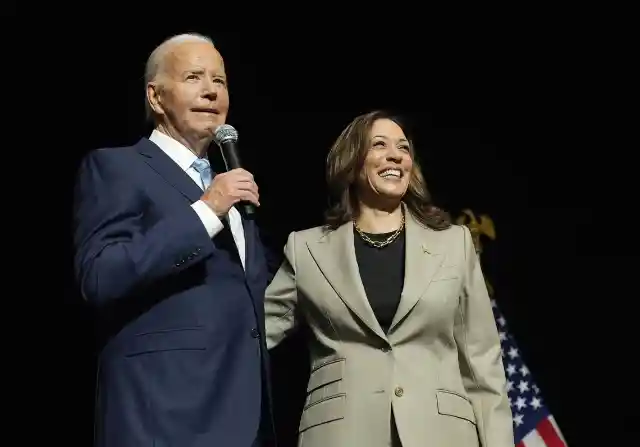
top-left (242, 216), bottom-right (257, 280)
top-left (136, 138), bottom-right (203, 203)
top-left (136, 138), bottom-right (261, 292)
top-left (306, 222), bottom-right (388, 342)
top-left (389, 209), bottom-right (445, 332)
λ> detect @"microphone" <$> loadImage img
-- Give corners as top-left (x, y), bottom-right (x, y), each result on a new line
top-left (213, 124), bottom-right (255, 217)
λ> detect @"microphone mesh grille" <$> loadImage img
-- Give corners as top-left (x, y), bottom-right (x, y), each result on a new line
top-left (213, 124), bottom-right (238, 145)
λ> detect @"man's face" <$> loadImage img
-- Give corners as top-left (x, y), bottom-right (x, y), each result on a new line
top-left (148, 41), bottom-right (230, 144)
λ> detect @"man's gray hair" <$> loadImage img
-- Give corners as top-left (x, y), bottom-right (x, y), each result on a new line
top-left (144, 33), bottom-right (215, 121)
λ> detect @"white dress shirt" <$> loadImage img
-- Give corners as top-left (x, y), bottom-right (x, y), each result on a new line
top-left (149, 129), bottom-right (246, 270)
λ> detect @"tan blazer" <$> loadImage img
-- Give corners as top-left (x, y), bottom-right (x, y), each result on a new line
top-left (265, 210), bottom-right (514, 447)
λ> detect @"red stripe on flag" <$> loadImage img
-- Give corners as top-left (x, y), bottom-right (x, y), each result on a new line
top-left (516, 442), bottom-right (526, 447)
top-left (536, 417), bottom-right (566, 447)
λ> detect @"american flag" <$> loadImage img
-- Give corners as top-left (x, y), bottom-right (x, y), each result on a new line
top-left (491, 299), bottom-right (568, 447)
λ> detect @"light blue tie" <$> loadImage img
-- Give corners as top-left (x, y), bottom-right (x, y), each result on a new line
top-left (192, 158), bottom-right (212, 189)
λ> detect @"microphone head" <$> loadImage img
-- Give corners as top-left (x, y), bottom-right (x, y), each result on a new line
top-left (213, 124), bottom-right (238, 145)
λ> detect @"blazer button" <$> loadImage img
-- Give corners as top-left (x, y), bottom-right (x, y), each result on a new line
top-left (381, 346), bottom-right (391, 353)
top-left (394, 386), bottom-right (404, 397)
top-left (250, 328), bottom-right (260, 338)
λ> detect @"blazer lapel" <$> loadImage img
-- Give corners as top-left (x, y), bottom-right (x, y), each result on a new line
top-left (389, 209), bottom-right (445, 332)
top-left (136, 138), bottom-right (203, 203)
top-left (306, 223), bottom-right (388, 342)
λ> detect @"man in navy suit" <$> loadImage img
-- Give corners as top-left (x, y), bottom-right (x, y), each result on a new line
top-left (73, 33), bottom-right (274, 447)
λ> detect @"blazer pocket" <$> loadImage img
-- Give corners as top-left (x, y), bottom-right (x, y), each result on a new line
top-left (307, 358), bottom-right (345, 393)
top-left (125, 327), bottom-right (207, 357)
top-left (436, 389), bottom-right (477, 425)
top-left (299, 394), bottom-right (346, 433)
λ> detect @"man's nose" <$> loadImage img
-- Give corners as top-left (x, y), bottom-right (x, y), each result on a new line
top-left (203, 90), bottom-right (217, 101)
top-left (201, 80), bottom-right (218, 101)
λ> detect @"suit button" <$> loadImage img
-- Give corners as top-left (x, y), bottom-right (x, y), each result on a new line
top-left (250, 328), bottom-right (260, 338)
top-left (381, 346), bottom-right (391, 353)
top-left (394, 386), bottom-right (404, 397)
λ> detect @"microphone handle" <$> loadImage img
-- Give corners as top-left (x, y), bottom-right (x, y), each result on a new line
top-left (220, 141), bottom-right (256, 217)
top-left (239, 199), bottom-right (256, 217)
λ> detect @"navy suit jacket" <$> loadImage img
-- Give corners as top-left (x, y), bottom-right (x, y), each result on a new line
top-left (73, 138), bottom-right (274, 447)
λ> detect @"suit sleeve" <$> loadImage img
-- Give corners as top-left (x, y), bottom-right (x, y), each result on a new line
top-left (72, 149), bottom-right (216, 306)
top-left (264, 231), bottom-right (299, 349)
top-left (454, 225), bottom-right (515, 447)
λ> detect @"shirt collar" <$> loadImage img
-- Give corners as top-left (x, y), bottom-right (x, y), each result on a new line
top-left (148, 129), bottom-right (206, 172)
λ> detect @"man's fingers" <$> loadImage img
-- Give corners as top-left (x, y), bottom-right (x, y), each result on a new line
top-left (232, 180), bottom-right (259, 196)
top-left (238, 191), bottom-right (260, 206)
top-left (226, 168), bottom-right (254, 181)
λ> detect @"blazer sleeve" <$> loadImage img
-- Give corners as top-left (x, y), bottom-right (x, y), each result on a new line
top-left (264, 231), bottom-right (299, 349)
top-left (72, 149), bottom-right (216, 306)
top-left (454, 225), bottom-right (515, 447)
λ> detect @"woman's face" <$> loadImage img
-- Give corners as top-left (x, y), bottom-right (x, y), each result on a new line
top-left (358, 118), bottom-right (413, 202)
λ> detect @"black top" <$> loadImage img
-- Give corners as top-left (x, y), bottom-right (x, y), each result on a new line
top-left (353, 228), bottom-right (405, 333)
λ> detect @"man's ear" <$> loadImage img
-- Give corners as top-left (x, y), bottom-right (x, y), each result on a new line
top-left (146, 82), bottom-right (165, 116)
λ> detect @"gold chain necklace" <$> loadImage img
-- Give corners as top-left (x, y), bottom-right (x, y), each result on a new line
top-left (354, 213), bottom-right (405, 248)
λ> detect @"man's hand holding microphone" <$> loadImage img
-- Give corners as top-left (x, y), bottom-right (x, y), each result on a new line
top-left (201, 168), bottom-right (259, 217)
top-left (202, 124), bottom-right (259, 218)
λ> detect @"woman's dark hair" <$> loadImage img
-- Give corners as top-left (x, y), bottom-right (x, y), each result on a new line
top-left (324, 110), bottom-right (451, 231)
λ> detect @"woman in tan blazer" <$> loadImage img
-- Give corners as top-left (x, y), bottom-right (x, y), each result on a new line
top-left (265, 110), bottom-right (514, 447)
